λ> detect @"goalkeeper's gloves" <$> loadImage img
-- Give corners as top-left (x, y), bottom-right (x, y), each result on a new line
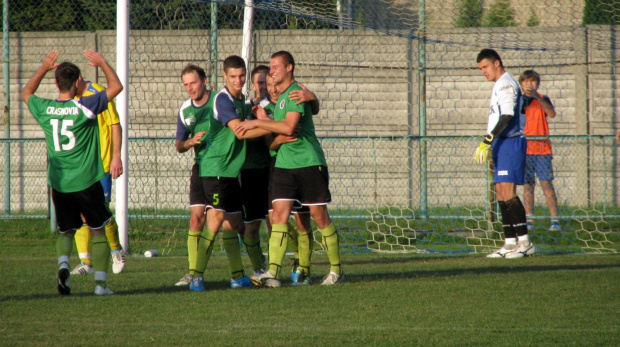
top-left (474, 134), bottom-right (494, 164)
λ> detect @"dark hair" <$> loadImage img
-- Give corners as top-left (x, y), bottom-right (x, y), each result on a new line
top-left (271, 50), bottom-right (295, 74)
top-left (181, 63), bottom-right (207, 80)
top-left (54, 62), bottom-right (81, 93)
top-left (223, 55), bottom-right (246, 73)
top-left (476, 48), bottom-right (504, 68)
top-left (519, 69), bottom-right (540, 85)
top-left (251, 64), bottom-right (269, 83)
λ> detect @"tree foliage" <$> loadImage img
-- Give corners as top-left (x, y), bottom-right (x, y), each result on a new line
top-left (7, 0), bottom-right (336, 32)
top-left (483, 0), bottom-right (516, 27)
top-left (583, 0), bottom-right (620, 25)
top-left (455, 0), bottom-right (484, 28)
top-left (526, 7), bottom-right (540, 27)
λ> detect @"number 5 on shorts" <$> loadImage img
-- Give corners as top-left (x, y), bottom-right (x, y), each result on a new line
top-left (212, 193), bottom-right (219, 206)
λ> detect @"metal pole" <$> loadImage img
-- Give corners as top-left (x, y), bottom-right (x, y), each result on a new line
top-left (116, 0), bottom-right (130, 252)
top-left (418, 0), bottom-right (427, 219)
top-left (3, 0), bottom-right (11, 215)
top-left (211, 1), bottom-right (218, 90)
top-left (241, 0), bottom-right (254, 96)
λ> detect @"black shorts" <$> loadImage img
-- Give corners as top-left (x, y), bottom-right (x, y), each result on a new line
top-left (271, 165), bottom-right (331, 206)
top-left (204, 176), bottom-right (243, 214)
top-left (52, 182), bottom-right (112, 233)
top-left (240, 167), bottom-right (269, 222)
top-left (292, 205), bottom-right (310, 214)
top-left (267, 157), bottom-right (303, 212)
top-left (189, 164), bottom-right (209, 206)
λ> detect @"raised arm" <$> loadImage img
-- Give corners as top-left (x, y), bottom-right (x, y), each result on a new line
top-left (83, 50), bottom-right (123, 101)
top-left (21, 50), bottom-right (59, 104)
top-left (534, 94), bottom-right (556, 118)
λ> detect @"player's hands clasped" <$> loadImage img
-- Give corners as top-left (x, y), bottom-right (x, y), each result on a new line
top-left (234, 120), bottom-right (258, 136)
top-left (252, 106), bottom-right (270, 121)
top-left (474, 134), bottom-right (494, 164)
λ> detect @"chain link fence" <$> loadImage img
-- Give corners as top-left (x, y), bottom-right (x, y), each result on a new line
top-left (2, 0), bottom-right (620, 254)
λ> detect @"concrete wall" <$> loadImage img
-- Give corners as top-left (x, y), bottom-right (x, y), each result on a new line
top-left (1, 26), bottom-right (619, 213)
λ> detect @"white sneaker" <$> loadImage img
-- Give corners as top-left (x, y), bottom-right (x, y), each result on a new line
top-left (250, 271), bottom-right (281, 288)
top-left (94, 285), bottom-right (114, 295)
top-left (111, 251), bottom-right (125, 274)
top-left (71, 263), bottom-right (94, 275)
top-left (505, 242), bottom-right (535, 259)
top-left (549, 221), bottom-right (562, 232)
top-left (486, 246), bottom-right (516, 258)
top-left (175, 273), bottom-right (194, 286)
top-left (321, 271), bottom-right (344, 285)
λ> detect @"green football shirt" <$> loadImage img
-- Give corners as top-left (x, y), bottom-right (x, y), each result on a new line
top-left (200, 88), bottom-right (248, 178)
top-left (242, 99), bottom-right (271, 169)
top-left (175, 92), bottom-right (215, 169)
top-left (273, 81), bottom-right (327, 169)
top-left (261, 100), bottom-right (279, 158)
top-left (28, 94), bottom-right (108, 193)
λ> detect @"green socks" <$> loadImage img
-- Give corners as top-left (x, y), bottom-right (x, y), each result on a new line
top-left (268, 224), bottom-right (290, 278)
top-left (187, 230), bottom-right (203, 275)
top-left (243, 235), bottom-right (264, 272)
top-left (91, 234), bottom-right (110, 274)
top-left (56, 232), bottom-right (74, 266)
top-left (222, 230), bottom-right (244, 280)
top-left (320, 223), bottom-right (341, 275)
top-left (297, 230), bottom-right (312, 275)
top-left (195, 230), bottom-right (216, 275)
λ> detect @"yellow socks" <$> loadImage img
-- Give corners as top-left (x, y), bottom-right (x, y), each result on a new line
top-left (74, 224), bottom-right (91, 265)
top-left (105, 217), bottom-right (122, 252)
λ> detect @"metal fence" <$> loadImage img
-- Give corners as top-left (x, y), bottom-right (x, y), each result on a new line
top-left (2, 0), bottom-right (620, 254)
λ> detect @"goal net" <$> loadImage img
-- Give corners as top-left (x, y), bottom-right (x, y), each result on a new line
top-left (3, 0), bottom-right (619, 255)
top-left (123, 0), bottom-right (619, 255)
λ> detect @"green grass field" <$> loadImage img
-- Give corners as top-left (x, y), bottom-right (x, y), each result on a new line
top-left (1, 233), bottom-right (619, 346)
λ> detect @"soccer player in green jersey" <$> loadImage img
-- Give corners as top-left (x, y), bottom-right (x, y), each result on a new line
top-left (173, 64), bottom-right (216, 287)
top-left (21, 50), bottom-right (123, 295)
top-left (262, 73), bottom-right (323, 285)
top-left (235, 51), bottom-right (343, 287)
top-left (239, 65), bottom-right (272, 277)
top-left (187, 55), bottom-right (266, 291)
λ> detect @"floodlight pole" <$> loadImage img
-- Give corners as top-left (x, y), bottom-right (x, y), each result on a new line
top-left (116, 0), bottom-right (130, 252)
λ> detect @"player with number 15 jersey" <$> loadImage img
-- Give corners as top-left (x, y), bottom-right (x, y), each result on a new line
top-left (28, 93), bottom-right (109, 193)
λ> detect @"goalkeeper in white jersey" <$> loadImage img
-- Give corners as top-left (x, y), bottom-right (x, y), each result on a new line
top-left (474, 49), bottom-right (535, 259)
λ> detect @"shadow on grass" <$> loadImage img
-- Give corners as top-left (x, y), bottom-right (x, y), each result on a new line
top-left (340, 263), bottom-right (620, 283)
top-left (2, 255), bottom-right (618, 301)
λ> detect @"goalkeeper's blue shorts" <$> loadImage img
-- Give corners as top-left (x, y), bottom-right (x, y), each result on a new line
top-left (492, 136), bottom-right (526, 185)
